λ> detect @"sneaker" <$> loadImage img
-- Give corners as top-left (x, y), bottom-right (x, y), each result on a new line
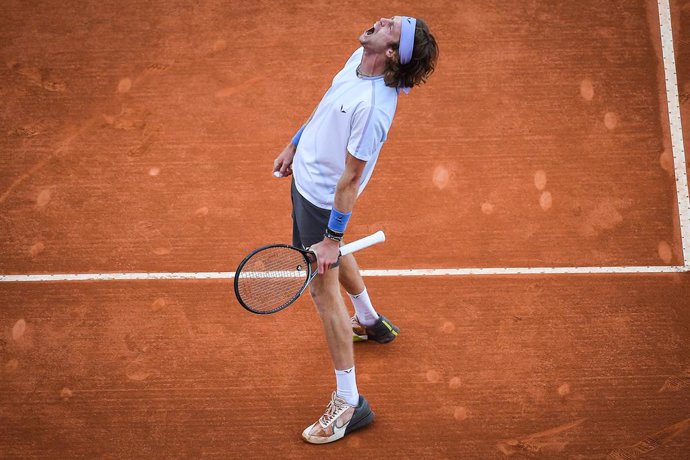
top-left (301, 392), bottom-right (375, 444)
top-left (351, 314), bottom-right (400, 343)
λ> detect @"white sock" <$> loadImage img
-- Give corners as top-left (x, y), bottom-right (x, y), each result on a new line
top-left (335, 367), bottom-right (359, 406)
top-left (348, 288), bottom-right (379, 326)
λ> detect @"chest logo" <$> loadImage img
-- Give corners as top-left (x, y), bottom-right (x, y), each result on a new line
top-left (340, 105), bottom-right (347, 113)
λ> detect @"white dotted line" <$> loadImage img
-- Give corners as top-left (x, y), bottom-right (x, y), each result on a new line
top-left (658, 0), bottom-right (690, 265)
top-left (0, 265), bottom-right (688, 282)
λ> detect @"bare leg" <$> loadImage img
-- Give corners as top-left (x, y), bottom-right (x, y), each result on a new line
top-left (339, 252), bottom-right (381, 328)
top-left (338, 253), bottom-right (366, 296)
top-left (338, 251), bottom-right (399, 343)
top-left (302, 268), bottom-right (372, 445)
top-left (309, 266), bottom-right (354, 370)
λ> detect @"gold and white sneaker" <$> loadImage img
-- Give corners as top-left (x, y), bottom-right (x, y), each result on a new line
top-left (301, 392), bottom-right (375, 444)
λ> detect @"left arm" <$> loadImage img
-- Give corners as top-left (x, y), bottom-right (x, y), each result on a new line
top-left (311, 152), bottom-right (366, 274)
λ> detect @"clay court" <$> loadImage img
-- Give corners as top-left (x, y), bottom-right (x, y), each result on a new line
top-left (2, 0), bottom-right (690, 458)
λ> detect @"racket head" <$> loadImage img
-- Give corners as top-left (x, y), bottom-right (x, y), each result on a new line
top-left (234, 244), bottom-right (315, 314)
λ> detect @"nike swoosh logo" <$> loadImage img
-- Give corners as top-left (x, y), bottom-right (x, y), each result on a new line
top-left (340, 105), bottom-right (347, 113)
top-left (333, 417), bottom-right (349, 436)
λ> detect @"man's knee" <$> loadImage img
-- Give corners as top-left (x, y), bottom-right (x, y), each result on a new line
top-left (309, 270), bottom-right (340, 310)
top-left (338, 254), bottom-right (364, 294)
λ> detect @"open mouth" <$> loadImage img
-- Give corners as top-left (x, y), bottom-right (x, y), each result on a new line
top-left (365, 26), bottom-right (375, 35)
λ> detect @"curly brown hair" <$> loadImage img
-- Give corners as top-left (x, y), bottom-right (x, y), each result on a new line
top-left (384, 18), bottom-right (438, 89)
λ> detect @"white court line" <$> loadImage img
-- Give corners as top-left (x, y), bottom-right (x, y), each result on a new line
top-left (0, 265), bottom-right (688, 282)
top-left (659, 0), bottom-right (690, 265)
top-left (0, 5), bottom-right (688, 284)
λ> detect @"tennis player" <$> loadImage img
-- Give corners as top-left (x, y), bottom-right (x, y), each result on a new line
top-left (273, 15), bottom-right (438, 444)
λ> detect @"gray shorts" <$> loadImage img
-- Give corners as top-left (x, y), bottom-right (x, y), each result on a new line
top-left (291, 179), bottom-right (329, 249)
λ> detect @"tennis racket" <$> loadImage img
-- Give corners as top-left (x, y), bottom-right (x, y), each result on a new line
top-left (234, 230), bottom-right (385, 314)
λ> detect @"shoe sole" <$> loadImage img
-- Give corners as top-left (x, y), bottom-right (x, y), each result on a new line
top-left (352, 332), bottom-right (399, 343)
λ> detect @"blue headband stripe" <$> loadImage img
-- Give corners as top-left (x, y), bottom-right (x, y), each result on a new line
top-left (399, 16), bottom-right (417, 65)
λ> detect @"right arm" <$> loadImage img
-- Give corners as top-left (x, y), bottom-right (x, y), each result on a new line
top-left (273, 142), bottom-right (296, 177)
top-left (272, 107), bottom-right (317, 177)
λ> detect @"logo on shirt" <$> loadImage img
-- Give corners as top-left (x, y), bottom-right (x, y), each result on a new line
top-left (340, 104), bottom-right (347, 113)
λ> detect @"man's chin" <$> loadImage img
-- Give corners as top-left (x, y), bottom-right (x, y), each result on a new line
top-left (359, 27), bottom-right (375, 43)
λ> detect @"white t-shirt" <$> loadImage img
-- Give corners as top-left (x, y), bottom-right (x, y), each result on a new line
top-left (293, 47), bottom-right (399, 210)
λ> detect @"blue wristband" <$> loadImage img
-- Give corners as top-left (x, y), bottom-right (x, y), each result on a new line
top-left (291, 124), bottom-right (306, 146)
top-left (328, 207), bottom-right (351, 234)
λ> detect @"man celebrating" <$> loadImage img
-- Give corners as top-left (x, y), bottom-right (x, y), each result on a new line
top-left (273, 15), bottom-right (438, 444)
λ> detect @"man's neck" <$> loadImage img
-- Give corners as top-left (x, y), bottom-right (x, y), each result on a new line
top-left (358, 49), bottom-right (387, 77)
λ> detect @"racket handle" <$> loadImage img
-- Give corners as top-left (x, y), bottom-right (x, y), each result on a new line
top-left (339, 230), bottom-right (386, 257)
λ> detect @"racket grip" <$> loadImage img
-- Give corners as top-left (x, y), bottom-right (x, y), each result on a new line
top-left (339, 230), bottom-right (386, 257)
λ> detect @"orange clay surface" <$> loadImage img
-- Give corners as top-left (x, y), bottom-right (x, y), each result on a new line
top-left (2, 0), bottom-right (690, 458)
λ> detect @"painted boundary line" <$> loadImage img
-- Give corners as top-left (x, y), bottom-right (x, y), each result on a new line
top-left (0, 265), bottom-right (688, 282)
top-left (0, 3), bottom-right (688, 284)
top-left (659, 0), bottom-right (690, 265)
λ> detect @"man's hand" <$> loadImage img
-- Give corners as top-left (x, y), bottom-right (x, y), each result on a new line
top-left (273, 143), bottom-right (296, 177)
top-left (309, 238), bottom-right (341, 274)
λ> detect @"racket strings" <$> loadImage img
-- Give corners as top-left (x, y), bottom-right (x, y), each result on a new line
top-left (236, 247), bottom-right (310, 312)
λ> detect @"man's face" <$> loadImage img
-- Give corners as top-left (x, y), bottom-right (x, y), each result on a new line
top-left (359, 16), bottom-right (402, 53)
